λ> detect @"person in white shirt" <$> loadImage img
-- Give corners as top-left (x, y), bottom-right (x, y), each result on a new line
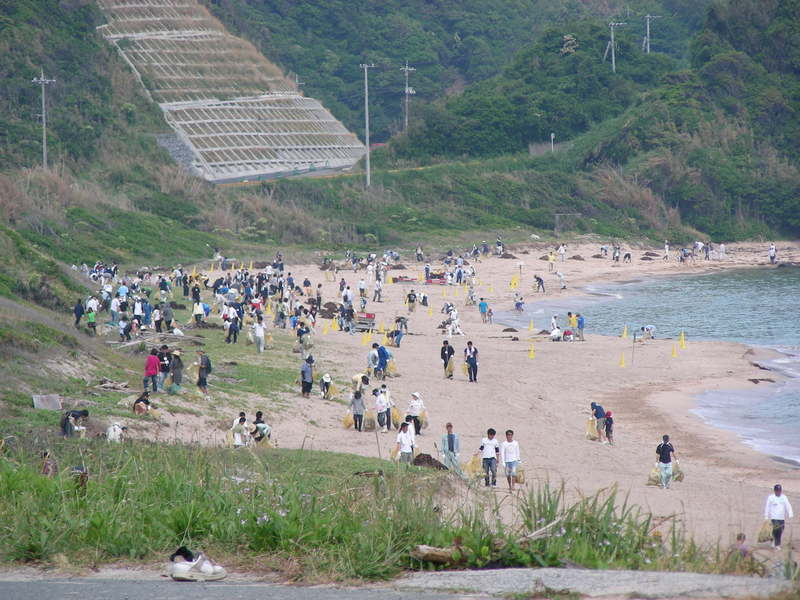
top-left (405, 392), bottom-right (425, 435)
top-left (374, 388), bottom-right (389, 433)
top-left (252, 316), bottom-right (266, 353)
top-left (373, 278), bottom-right (382, 302)
top-left (476, 428), bottom-right (501, 487)
top-left (500, 429), bottom-right (521, 490)
top-left (395, 422), bottom-right (414, 464)
top-left (764, 484), bottom-right (793, 549)
top-left (358, 278), bottom-right (367, 298)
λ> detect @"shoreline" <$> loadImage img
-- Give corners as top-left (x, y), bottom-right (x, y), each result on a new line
top-left (494, 269), bottom-right (800, 467)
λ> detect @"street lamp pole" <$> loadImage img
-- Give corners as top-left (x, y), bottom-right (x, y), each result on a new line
top-left (32, 68), bottom-right (56, 169)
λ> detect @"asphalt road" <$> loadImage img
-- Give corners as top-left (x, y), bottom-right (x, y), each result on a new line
top-left (0, 579), bottom-right (478, 600)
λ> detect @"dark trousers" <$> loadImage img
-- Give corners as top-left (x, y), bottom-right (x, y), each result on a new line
top-left (155, 319), bottom-right (163, 333)
top-left (384, 408), bottom-right (392, 430)
top-left (772, 519), bottom-right (785, 546)
top-left (74, 315), bottom-right (82, 328)
top-left (408, 415), bottom-right (421, 435)
top-left (194, 314), bottom-right (202, 323)
top-left (226, 328), bottom-right (238, 343)
top-left (467, 359), bottom-right (478, 382)
top-left (482, 457), bottom-right (497, 486)
top-left (354, 414), bottom-right (363, 431)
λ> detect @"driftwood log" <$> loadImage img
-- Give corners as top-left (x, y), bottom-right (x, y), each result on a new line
top-left (410, 517), bottom-right (564, 565)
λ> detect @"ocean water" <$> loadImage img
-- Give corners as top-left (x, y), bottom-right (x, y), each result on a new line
top-left (497, 267), bottom-right (800, 463)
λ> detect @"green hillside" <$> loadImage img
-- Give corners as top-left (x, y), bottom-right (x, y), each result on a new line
top-left (202, 0), bottom-right (711, 143)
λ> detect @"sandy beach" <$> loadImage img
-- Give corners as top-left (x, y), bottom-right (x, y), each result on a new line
top-left (240, 240), bottom-right (799, 545)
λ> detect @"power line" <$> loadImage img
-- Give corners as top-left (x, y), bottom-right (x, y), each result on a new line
top-left (400, 61), bottom-right (416, 132)
top-left (359, 63), bottom-right (375, 187)
top-left (642, 15), bottom-right (662, 54)
top-left (604, 22), bottom-right (627, 73)
top-left (31, 68), bottom-right (55, 169)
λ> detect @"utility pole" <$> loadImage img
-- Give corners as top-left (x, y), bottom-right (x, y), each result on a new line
top-left (642, 15), bottom-right (661, 54)
top-left (359, 63), bottom-right (375, 187)
top-left (32, 68), bottom-right (55, 169)
top-left (550, 132), bottom-right (555, 153)
top-left (606, 22), bottom-right (627, 73)
top-left (400, 61), bottom-right (416, 132)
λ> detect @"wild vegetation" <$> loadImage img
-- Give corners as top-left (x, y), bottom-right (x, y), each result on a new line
top-left (0, 441), bottom-right (768, 579)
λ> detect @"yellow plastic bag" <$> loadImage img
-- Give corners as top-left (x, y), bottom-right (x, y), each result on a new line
top-left (461, 361), bottom-right (469, 376)
top-left (389, 446), bottom-right (399, 461)
top-left (757, 519), bottom-right (773, 543)
top-left (585, 418), bottom-right (598, 441)
top-left (647, 464), bottom-right (660, 486)
top-left (445, 357), bottom-right (455, 377)
top-left (386, 359), bottom-right (398, 376)
top-left (363, 410), bottom-right (377, 431)
top-left (672, 461), bottom-right (685, 482)
top-left (343, 413), bottom-right (354, 429)
top-left (225, 430), bottom-right (234, 448)
top-left (515, 467), bottom-right (526, 485)
top-left (463, 455), bottom-right (482, 479)
top-left (391, 406), bottom-right (402, 428)
top-left (420, 409), bottom-right (429, 430)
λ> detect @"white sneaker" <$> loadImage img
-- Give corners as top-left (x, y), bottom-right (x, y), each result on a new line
top-left (170, 552), bottom-right (227, 581)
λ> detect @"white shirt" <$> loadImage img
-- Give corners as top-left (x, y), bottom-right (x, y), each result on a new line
top-left (396, 430), bottom-right (414, 453)
top-left (501, 440), bottom-right (520, 463)
top-left (765, 493), bottom-right (793, 520)
top-left (480, 437), bottom-right (500, 459)
top-left (253, 323), bottom-right (266, 338)
top-left (407, 397), bottom-right (424, 416)
top-left (374, 393), bottom-right (389, 413)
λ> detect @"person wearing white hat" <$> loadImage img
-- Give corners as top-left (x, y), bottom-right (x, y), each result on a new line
top-left (406, 392), bottom-right (424, 435)
top-left (321, 373), bottom-right (332, 399)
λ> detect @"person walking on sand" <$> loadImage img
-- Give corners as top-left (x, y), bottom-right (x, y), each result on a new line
top-left (441, 340), bottom-right (455, 379)
top-left (576, 313), bottom-right (585, 341)
top-left (656, 434), bottom-right (676, 489)
top-left (548, 251), bottom-right (556, 272)
top-left (534, 275), bottom-right (545, 293)
top-left (764, 484), bottom-right (793, 550)
top-left (663, 240), bottom-right (670, 261)
top-left (440, 422), bottom-right (464, 476)
top-left (476, 428), bottom-right (501, 488)
top-left (478, 297), bottom-right (488, 323)
top-left (396, 421), bottom-right (414, 464)
top-left (590, 402), bottom-right (606, 443)
top-left (769, 243), bottom-right (777, 265)
top-left (406, 392), bottom-right (424, 435)
top-left (604, 410), bottom-right (614, 445)
top-left (350, 390), bottom-right (365, 432)
top-left (500, 429), bottom-right (521, 491)
top-left (464, 341), bottom-right (479, 383)
top-left (300, 356), bottom-right (314, 398)
top-left (406, 289), bottom-right (417, 313)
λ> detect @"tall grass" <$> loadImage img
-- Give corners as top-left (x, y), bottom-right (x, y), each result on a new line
top-left (0, 441), bottom-right (764, 580)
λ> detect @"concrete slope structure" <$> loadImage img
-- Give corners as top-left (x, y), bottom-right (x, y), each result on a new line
top-left (96, 0), bottom-right (365, 183)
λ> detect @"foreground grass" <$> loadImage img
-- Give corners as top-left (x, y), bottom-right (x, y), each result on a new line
top-left (0, 441), bottom-right (770, 581)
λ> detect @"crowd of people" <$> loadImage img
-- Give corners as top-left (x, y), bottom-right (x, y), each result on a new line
top-left (60, 240), bottom-right (794, 552)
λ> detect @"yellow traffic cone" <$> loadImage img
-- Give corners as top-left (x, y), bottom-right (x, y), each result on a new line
top-left (454, 287), bottom-right (459, 297)
top-left (323, 324), bottom-right (329, 335)
top-left (671, 344), bottom-right (678, 358)
top-left (378, 322), bottom-right (385, 333)
top-left (442, 287), bottom-right (446, 297)
top-left (382, 334), bottom-right (389, 345)
top-left (528, 319), bottom-right (534, 331)
top-left (528, 344), bottom-right (535, 359)
top-left (361, 332), bottom-right (368, 345)
top-left (427, 306), bottom-right (433, 316)
top-left (619, 353), bottom-right (626, 368)
top-left (621, 325), bottom-right (628, 339)
top-left (331, 319), bottom-right (339, 332)
top-left (488, 285), bottom-right (494, 293)
top-left (679, 330), bottom-right (686, 349)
